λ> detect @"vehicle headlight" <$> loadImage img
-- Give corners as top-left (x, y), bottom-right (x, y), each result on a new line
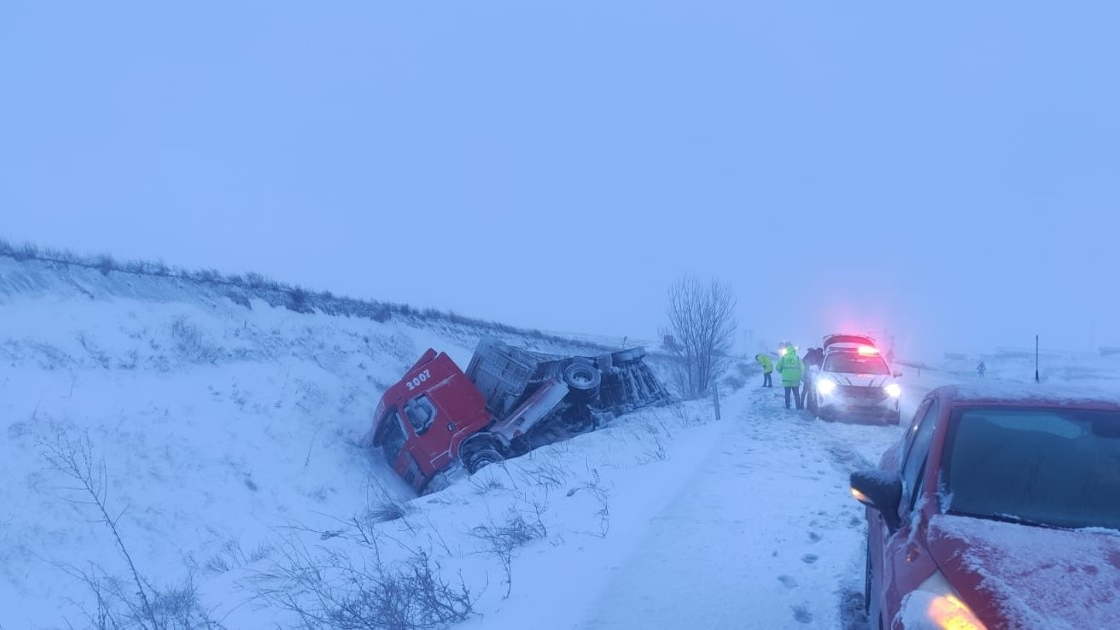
top-left (885, 383), bottom-right (902, 398)
top-left (817, 378), bottom-right (837, 395)
top-left (897, 570), bottom-right (987, 629)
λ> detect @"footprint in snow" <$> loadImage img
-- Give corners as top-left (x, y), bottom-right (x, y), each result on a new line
top-left (801, 554), bottom-right (819, 564)
top-left (778, 575), bottom-right (798, 589)
top-left (791, 605), bottom-right (814, 624)
top-left (808, 531), bottom-right (822, 543)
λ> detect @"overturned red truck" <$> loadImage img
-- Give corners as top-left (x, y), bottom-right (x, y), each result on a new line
top-left (367, 337), bottom-right (672, 493)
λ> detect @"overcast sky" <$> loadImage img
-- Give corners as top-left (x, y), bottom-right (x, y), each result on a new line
top-left (3, 1), bottom-right (1119, 358)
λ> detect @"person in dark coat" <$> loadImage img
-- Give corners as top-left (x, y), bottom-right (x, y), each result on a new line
top-left (801, 347), bottom-right (825, 409)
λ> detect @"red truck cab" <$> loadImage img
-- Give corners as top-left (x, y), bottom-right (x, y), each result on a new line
top-left (370, 349), bottom-right (491, 492)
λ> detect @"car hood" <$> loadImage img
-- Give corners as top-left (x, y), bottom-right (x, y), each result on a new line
top-left (821, 372), bottom-right (892, 387)
top-left (927, 514), bottom-right (1120, 629)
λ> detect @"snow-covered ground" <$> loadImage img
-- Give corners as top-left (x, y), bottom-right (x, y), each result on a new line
top-left (3, 253), bottom-right (1109, 629)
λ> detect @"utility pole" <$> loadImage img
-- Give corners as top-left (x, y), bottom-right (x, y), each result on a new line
top-left (712, 383), bottom-right (721, 420)
top-left (1035, 334), bottom-right (1040, 384)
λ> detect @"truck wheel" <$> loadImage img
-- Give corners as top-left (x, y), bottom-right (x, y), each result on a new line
top-left (610, 348), bottom-right (645, 364)
top-left (465, 447), bottom-right (504, 474)
top-left (563, 362), bottom-right (601, 396)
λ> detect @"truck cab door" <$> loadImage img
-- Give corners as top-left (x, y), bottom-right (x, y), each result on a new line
top-left (373, 405), bottom-right (425, 491)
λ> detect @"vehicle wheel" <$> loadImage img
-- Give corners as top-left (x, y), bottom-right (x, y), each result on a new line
top-left (563, 362), bottom-right (602, 396)
top-left (610, 348), bottom-right (645, 364)
top-left (464, 447), bottom-right (504, 474)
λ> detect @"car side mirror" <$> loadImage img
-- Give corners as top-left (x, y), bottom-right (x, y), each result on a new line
top-left (850, 469), bottom-right (903, 533)
top-left (893, 371), bottom-right (903, 378)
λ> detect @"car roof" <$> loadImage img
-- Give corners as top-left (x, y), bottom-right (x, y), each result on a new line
top-left (931, 383), bottom-right (1120, 410)
top-left (823, 333), bottom-right (877, 348)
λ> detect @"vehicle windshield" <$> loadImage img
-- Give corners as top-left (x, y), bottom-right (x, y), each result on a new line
top-left (941, 407), bottom-right (1120, 530)
top-left (822, 353), bottom-right (890, 375)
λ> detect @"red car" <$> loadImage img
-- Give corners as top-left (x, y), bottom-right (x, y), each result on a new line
top-left (852, 384), bottom-right (1120, 629)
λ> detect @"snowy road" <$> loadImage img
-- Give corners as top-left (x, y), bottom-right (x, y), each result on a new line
top-left (576, 385), bottom-right (920, 629)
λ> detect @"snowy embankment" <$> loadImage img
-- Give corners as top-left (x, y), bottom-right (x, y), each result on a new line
top-left (0, 254), bottom-right (643, 628)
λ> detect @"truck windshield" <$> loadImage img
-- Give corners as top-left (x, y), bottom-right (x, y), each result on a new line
top-left (374, 406), bottom-right (407, 466)
top-left (404, 394), bottom-right (437, 435)
top-left (823, 353), bottom-right (889, 375)
top-left (941, 407), bottom-right (1120, 530)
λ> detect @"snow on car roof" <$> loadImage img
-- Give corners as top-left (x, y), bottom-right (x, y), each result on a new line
top-left (938, 382), bottom-right (1120, 407)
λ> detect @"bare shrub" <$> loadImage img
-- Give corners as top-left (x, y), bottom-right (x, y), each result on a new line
top-left (371, 305), bottom-right (392, 323)
top-left (566, 468), bottom-right (610, 538)
top-left (195, 268), bottom-right (221, 284)
top-left (637, 435), bottom-right (668, 464)
top-left (365, 499), bottom-right (411, 524)
top-left (521, 460), bottom-right (568, 490)
top-left (14, 241), bottom-right (39, 261)
top-left (243, 272), bottom-right (270, 289)
top-left (256, 540), bottom-right (476, 630)
top-left (660, 276), bottom-right (737, 399)
top-left (722, 373), bottom-right (747, 392)
top-left (40, 431), bottom-right (224, 629)
top-left (97, 254), bottom-right (116, 276)
top-left (469, 506), bottom-right (548, 598)
top-left (170, 316), bottom-right (218, 364)
top-left (204, 538), bottom-right (273, 575)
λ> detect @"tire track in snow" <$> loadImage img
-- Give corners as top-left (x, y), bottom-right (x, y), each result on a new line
top-left (576, 387), bottom-right (900, 629)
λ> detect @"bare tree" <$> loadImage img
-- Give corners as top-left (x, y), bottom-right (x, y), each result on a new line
top-left (660, 277), bottom-right (738, 399)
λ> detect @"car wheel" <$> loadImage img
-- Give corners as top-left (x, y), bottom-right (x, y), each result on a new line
top-left (464, 447), bottom-right (504, 474)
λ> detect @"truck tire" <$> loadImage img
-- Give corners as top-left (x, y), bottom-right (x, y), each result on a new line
top-left (464, 447), bottom-right (504, 474)
top-left (610, 348), bottom-right (645, 364)
top-left (563, 362), bottom-right (601, 397)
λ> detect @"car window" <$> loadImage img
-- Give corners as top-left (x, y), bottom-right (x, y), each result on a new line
top-left (375, 406), bottom-right (407, 465)
top-left (823, 353), bottom-right (890, 375)
top-left (403, 394), bottom-right (437, 435)
top-left (900, 398), bottom-right (939, 509)
top-left (941, 407), bottom-right (1120, 530)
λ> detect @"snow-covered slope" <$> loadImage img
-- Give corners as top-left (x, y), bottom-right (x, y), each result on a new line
top-left (0, 254), bottom-right (665, 627)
